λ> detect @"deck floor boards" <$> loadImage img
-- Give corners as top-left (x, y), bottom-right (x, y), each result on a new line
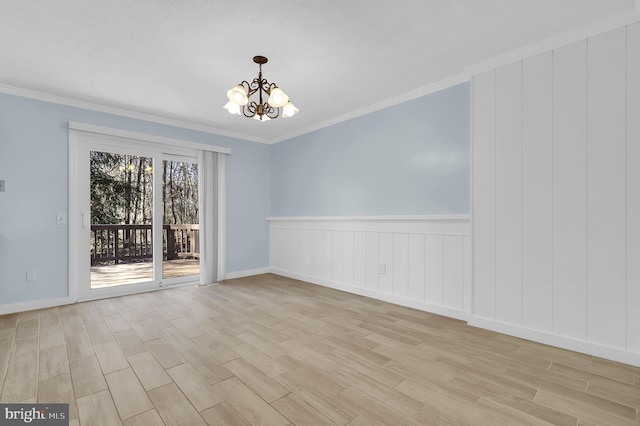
top-left (91, 259), bottom-right (200, 288)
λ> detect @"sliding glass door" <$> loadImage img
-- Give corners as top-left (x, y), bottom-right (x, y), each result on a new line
top-left (71, 133), bottom-right (201, 301)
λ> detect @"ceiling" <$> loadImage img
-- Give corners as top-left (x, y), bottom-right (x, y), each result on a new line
top-left (0, 1), bottom-right (637, 144)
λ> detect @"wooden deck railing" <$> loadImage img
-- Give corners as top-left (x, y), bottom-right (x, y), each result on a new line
top-left (91, 224), bottom-right (199, 266)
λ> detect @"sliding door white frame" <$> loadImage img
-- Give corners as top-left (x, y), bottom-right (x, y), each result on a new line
top-left (68, 122), bottom-right (230, 302)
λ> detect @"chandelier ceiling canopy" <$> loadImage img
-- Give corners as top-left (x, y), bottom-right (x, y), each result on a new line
top-left (224, 56), bottom-right (299, 122)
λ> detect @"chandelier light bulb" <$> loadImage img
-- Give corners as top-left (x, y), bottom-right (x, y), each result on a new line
top-left (282, 101), bottom-right (299, 118)
top-left (267, 87), bottom-right (289, 108)
top-left (253, 114), bottom-right (271, 122)
top-left (223, 101), bottom-right (242, 115)
top-left (226, 84), bottom-right (248, 105)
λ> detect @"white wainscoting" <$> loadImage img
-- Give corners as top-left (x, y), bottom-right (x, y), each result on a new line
top-left (269, 216), bottom-right (471, 320)
top-left (471, 22), bottom-right (640, 366)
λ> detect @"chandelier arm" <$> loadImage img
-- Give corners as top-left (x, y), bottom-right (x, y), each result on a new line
top-left (265, 81), bottom-right (277, 95)
top-left (247, 78), bottom-right (262, 98)
top-left (265, 104), bottom-right (279, 119)
top-left (242, 101), bottom-right (258, 118)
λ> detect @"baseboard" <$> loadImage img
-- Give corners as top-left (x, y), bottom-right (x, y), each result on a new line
top-left (468, 317), bottom-right (640, 368)
top-left (0, 296), bottom-right (76, 316)
top-left (269, 268), bottom-right (469, 321)
top-left (224, 267), bottom-right (272, 280)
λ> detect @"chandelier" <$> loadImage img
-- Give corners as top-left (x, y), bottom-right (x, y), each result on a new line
top-left (223, 56), bottom-right (299, 121)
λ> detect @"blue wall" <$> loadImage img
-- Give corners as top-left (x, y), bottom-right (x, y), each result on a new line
top-left (0, 93), bottom-right (270, 305)
top-left (271, 83), bottom-right (470, 216)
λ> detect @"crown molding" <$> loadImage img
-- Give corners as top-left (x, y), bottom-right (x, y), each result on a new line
top-left (0, 83), bottom-right (272, 144)
top-left (464, 7), bottom-right (640, 76)
top-left (270, 73), bottom-right (470, 144)
top-left (0, 77), bottom-right (471, 146)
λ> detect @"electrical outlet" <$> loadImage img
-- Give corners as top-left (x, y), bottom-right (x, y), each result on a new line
top-left (26, 270), bottom-right (37, 282)
top-left (56, 213), bottom-right (67, 225)
top-left (238, 250), bottom-right (245, 259)
top-left (0, 180), bottom-right (5, 192)
top-left (379, 264), bottom-right (386, 275)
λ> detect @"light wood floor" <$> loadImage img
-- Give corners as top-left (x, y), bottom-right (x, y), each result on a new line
top-left (1, 274), bottom-right (638, 425)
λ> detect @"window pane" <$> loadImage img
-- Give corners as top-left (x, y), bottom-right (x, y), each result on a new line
top-left (162, 160), bottom-right (200, 279)
top-left (90, 151), bottom-right (153, 288)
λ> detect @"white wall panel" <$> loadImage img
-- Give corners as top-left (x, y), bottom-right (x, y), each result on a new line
top-left (332, 230), bottom-right (344, 283)
top-left (280, 229), bottom-right (290, 272)
top-left (628, 22), bottom-right (640, 353)
top-left (425, 235), bottom-right (444, 305)
top-left (463, 236), bottom-right (472, 313)
top-left (627, 23), bottom-right (640, 353)
top-left (408, 234), bottom-right (426, 301)
top-left (587, 28), bottom-right (628, 349)
top-left (270, 228), bottom-right (281, 271)
top-left (275, 228), bottom-right (286, 271)
top-left (495, 61), bottom-right (523, 325)
top-left (471, 70), bottom-right (496, 319)
top-left (379, 233), bottom-right (393, 294)
top-left (365, 232), bottom-right (380, 291)
top-left (392, 234), bottom-right (409, 298)
top-left (552, 40), bottom-right (588, 340)
top-left (300, 229), bottom-right (315, 275)
top-left (343, 231), bottom-right (355, 286)
top-left (313, 229), bottom-right (323, 278)
top-left (522, 52), bottom-right (553, 332)
top-left (269, 217), bottom-right (470, 320)
top-left (354, 231), bottom-right (366, 288)
top-left (443, 236), bottom-right (464, 310)
top-left (294, 230), bottom-right (304, 273)
top-left (472, 22), bottom-right (640, 365)
top-left (322, 230), bottom-right (332, 280)
top-left (280, 229), bottom-right (292, 272)
top-left (295, 229), bottom-right (305, 274)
